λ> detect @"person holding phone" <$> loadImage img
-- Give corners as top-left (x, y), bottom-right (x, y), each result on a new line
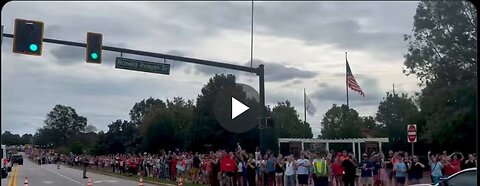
top-left (408, 156), bottom-right (425, 184)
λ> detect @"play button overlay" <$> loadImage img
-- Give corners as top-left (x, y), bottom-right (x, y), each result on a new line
top-left (232, 97), bottom-right (249, 119)
top-left (213, 83), bottom-right (260, 133)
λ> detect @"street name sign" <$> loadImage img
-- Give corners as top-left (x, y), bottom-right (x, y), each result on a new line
top-left (115, 57), bottom-right (170, 75)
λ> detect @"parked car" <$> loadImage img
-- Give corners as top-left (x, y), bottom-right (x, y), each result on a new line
top-left (409, 168), bottom-right (477, 186)
top-left (10, 154), bottom-right (23, 165)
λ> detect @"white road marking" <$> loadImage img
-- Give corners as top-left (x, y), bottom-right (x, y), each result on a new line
top-left (94, 180), bottom-right (118, 183)
top-left (40, 166), bottom-right (85, 185)
top-left (42, 181), bottom-right (54, 184)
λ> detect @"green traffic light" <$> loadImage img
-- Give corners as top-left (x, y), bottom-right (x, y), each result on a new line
top-left (29, 44), bottom-right (38, 52)
top-left (91, 53), bottom-right (98, 60)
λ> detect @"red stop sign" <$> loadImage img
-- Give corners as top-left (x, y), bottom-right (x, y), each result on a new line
top-left (407, 124), bottom-right (417, 142)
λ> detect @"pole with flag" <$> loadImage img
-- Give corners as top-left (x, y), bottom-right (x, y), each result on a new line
top-left (304, 88), bottom-right (306, 125)
top-left (304, 89), bottom-right (316, 125)
top-left (346, 52), bottom-right (349, 108)
top-left (345, 52), bottom-right (365, 108)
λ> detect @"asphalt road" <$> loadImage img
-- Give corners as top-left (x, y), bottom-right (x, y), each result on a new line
top-left (1, 153), bottom-right (161, 186)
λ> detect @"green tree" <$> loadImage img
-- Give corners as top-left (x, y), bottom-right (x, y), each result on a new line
top-left (272, 101), bottom-right (313, 138)
top-left (33, 127), bottom-right (60, 146)
top-left (44, 105), bottom-right (87, 145)
top-left (91, 131), bottom-right (107, 155)
top-left (1, 131), bottom-right (21, 145)
top-left (192, 74), bottom-right (260, 152)
top-left (320, 104), bottom-right (364, 138)
top-left (141, 106), bottom-right (177, 152)
top-left (166, 97), bottom-right (195, 150)
top-left (375, 92), bottom-right (420, 148)
top-left (403, 1), bottom-right (476, 151)
top-left (20, 133), bottom-right (34, 144)
top-left (127, 97), bottom-right (167, 153)
top-left (103, 119), bottom-right (136, 154)
top-left (404, 1), bottom-right (476, 85)
top-left (129, 97), bottom-right (167, 127)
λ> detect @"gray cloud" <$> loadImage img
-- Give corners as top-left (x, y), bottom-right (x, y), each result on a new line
top-left (311, 76), bottom-right (384, 107)
top-left (190, 59), bottom-right (317, 82)
top-left (49, 45), bottom-right (118, 65)
top-left (252, 59), bottom-right (317, 82)
top-left (49, 43), bottom-right (190, 70)
top-left (140, 1), bottom-right (418, 61)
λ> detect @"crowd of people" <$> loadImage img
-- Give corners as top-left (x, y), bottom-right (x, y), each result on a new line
top-left (27, 146), bottom-right (477, 186)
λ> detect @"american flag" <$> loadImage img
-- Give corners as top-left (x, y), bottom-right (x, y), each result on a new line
top-left (346, 60), bottom-right (365, 97)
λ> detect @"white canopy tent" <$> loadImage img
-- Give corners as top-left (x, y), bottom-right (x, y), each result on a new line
top-left (278, 137), bottom-right (389, 162)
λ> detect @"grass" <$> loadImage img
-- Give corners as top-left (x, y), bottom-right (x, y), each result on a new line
top-left (67, 166), bottom-right (204, 186)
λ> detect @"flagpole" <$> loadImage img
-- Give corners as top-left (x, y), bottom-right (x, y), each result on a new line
top-left (304, 88), bottom-right (307, 125)
top-left (346, 52), bottom-right (349, 108)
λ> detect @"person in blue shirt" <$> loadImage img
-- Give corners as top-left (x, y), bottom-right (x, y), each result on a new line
top-left (267, 153), bottom-right (276, 186)
top-left (393, 154), bottom-right (408, 186)
top-left (360, 154), bottom-right (374, 186)
top-left (428, 151), bottom-right (444, 184)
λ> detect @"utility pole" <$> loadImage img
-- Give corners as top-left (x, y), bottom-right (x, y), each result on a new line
top-left (393, 84), bottom-right (395, 95)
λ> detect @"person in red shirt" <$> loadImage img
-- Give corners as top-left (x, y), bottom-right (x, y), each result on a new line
top-left (171, 155), bottom-right (178, 181)
top-left (450, 153), bottom-right (463, 173)
top-left (443, 158), bottom-right (457, 177)
top-left (220, 152), bottom-right (238, 186)
top-left (331, 157), bottom-right (344, 186)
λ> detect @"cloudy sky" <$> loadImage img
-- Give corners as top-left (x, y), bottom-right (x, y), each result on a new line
top-left (1, 1), bottom-right (421, 137)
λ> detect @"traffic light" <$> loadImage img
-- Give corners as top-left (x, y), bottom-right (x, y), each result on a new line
top-left (13, 19), bottom-right (44, 56)
top-left (86, 32), bottom-right (102, 63)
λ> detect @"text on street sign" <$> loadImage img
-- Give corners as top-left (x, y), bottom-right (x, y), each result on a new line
top-left (115, 57), bottom-right (170, 75)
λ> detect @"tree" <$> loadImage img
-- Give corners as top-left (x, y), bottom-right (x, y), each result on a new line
top-left (320, 104), bottom-right (364, 138)
top-left (272, 101), bottom-right (313, 138)
top-left (129, 97), bottom-right (167, 127)
top-left (103, 119), bottom-right (136, 154)
top-left (91, 131), bottom-right (107, 155)
top-left (20, 133), bottom-right (34, 144)
top-left (140, 106), bottom-right (177, 152)
top-left (192, 74), bottom-right (260, 152)
top-left (44, 105), bottom-right (87, 145)
top-left (33, 127), bottom-right (60, 146)
top-left (375, 92), bottom-right (420, 149)
top-left (1, 131), bottom-right (21, 145)
top-left (403, 1), bottom-right (476, 151)
top-left (166, 97), bottom-right (195, 150)
top-left (403, 1), bottom-right (476, 85)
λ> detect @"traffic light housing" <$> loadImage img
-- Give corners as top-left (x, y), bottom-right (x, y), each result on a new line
top-left (86, 32), bottom-right (102, 63)
top-left (13, 19), bottom-right (44, 56)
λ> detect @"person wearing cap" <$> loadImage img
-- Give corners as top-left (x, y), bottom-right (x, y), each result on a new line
top-left (360, 154), bottom-right (374, 186)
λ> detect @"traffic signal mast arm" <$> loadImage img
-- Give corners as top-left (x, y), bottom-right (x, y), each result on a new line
top-left (3, 33), bottom-right (260, 75)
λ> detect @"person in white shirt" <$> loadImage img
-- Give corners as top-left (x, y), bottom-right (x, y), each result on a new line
top-left (285, 155), bottom-right (297, 186)
top-left (296, 154), bottom-right (311, 186)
